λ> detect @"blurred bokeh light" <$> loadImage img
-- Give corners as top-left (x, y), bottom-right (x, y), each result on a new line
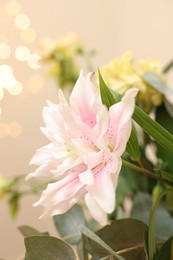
top-left (14, 13), bottom-right (30, 31)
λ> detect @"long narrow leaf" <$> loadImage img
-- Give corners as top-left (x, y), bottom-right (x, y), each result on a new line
top-left (133, 106), bottom-right (173, 154)
top-left (126, 128), bottom-right (141, 162)
top-left (98, 70), bottom-right (173, 155)
top-left (148, 190), bottom-right (168, 260)
top-left (80, 224), bottom-right (124, 260)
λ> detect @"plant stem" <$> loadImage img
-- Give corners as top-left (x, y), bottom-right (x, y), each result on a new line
top-left (122, 159), bottom-right (173, 188)
top-left (163, 59), bottom-right (173, 73)
top-left (116, 244), bottom-right (144, 255)
top-left (61, 233), bottom-right (80, 241)
top-left (115, 242), bottom-right (164, 256)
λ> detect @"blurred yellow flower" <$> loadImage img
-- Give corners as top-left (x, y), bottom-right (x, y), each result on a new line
top-left (101, 51), bottom-right (165, 112)
top-left (0, 175), bottom-right (11, 200)
top-left (39, 33), bottom-right (83, 59)
top-left (39, 34), bottom-right (83, 88)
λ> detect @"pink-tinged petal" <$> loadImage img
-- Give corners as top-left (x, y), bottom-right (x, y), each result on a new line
top-left (111, 157), bottom-right (122, 188)
top-left (94, 105), bottom-right (109, 138)
top-left (34, 173), bottom-right (86, 217)
top-left (72, 139), bottom-right (103, 169)
top-left (42, 101), bottom-right (62, 142)
top-left (79, 169), bottom-right (94, 185)
top-left (85, 193), bottom-right (107, 225)
top-left (106, 88), bottom-right (138, 155)
top-left (28, 143), bottom-right (74, 180)
top-left (70, 70), bottom-right (101, 127)
top-left (87, 160), bottom-right (118, 214)
top-left (29, 149), bottom-right (51, 167)
top-left (45, 91), bottom-right (81, 141)
top-left (26, 161), bottom-right (58, 180)
top-left (40, 187), bottom-right (85, 219)
top-left (40, 126), bottom-right (63, 144)
top-left (34, 164), bottom-right (87, 205)
top-left (73, 121), bottom-right (97, 146)
top-left (30, 143), bottom-right (66, 166)
top-left (57, 90), bottom-right (77, 129)
top-left (82, 150), bottom-right (104, 170)
top-left (57, 90), bottom-right (92, 139)
top-left (33, 173), bottom-right (78, 206)
top-left (54, 157), bottom-right (82, 177)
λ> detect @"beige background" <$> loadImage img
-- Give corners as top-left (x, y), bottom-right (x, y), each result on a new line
top-left (0, 0), bottom-right (173, 259)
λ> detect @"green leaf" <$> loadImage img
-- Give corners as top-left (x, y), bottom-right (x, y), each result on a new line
top-left (25, 236), bottom-right (76, 260)
top-left (98, 69), bottom-right (119, 107)
top-left (133, 106), bottom-right (173, 154)
top-left (8, 192), bottom-right (20, 218)
top-left (53, 204), bottom-right (86, 245)
top-left (96, 219), bottom-right (148, 260)
top-left (98, 70), bottom-right (140, 162)
top-left (98, 70), bottom-right (173, 155)
top-left (24, 253), bottom-right (29, 260)
top-left (81, 233), bottom-right (90, 260)
top-left (126, 128), bottom-right (141, 162)
top-left (154, 236), bottom-right (173, 260)
top-left (158, 170), bottom-right (173, 183)
top-left (82, 219), bottom-right (148, 260)
top-left (156, 103), bottom-right (173, 172)
top-left (143, 72), bottom-right (173, 96)
top-left (163, 58), bottom-right (173, 73)
top-left (18, 225), bottom-right (49, 237)
top-left (77, 239), bottom-right (88, 260)
top-left (80, 224), bottom-right (124, 260)
top-left (165, 189), bottom-right (173, 212)
top-left (147, 190), bottom-right (169, 260)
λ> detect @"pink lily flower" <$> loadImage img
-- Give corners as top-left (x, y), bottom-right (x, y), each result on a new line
top-left (27, 70), bottom-right (137, 225)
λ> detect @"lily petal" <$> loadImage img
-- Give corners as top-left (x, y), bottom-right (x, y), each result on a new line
top-left (107, 88), bottom-right (138, 155)
top-left (85, 193), bottom-right (107, 225)
top-left (87, 161), bottom-right (117, 214)
top-left (70, 70), bottom-right (100, 127)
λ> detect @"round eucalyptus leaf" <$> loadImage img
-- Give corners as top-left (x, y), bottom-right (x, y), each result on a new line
top-left (25, 235), bottom-right (76, 260)
top-left (82, 219), bottom-right (148, 260)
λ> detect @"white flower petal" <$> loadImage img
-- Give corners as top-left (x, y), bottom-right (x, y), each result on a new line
top-left (87, 163), bottom-right (116, 213)
top-left (85, 193), bottom-right (107, 225)
top-left (79, 169), bottom-right (94, 185)
top-left (107, 88), bottom-right (138, 155)
top-left (70, 70), bottom-right (101, 127)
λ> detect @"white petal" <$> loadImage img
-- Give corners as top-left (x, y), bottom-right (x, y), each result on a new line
top-left (87, 164), bottom-right (116, 213)
top-left (70, 70), bottom-right (101, 127)
top-left (85, 193), bottom-right (107, 225)
top-left (107, 88), bottom-right (138, 156)
top-left (79, 169), bottom-right (94, 185)
top-left (34, 173), bottom-right (86, 218)
top-left (34, 173), bottom-right (84, 207)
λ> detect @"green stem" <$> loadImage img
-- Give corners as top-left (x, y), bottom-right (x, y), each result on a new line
top-left (148, 190), bottom-right (168, 260)
top-left (163, 59), bottom-right (173, 73)
top-left (116, 244), bottom-right (144, 255)
top-left (122, 159), bottom-right (173, 188)
top-left (61, 233), bottom-right (80, 241)
top-left (116, 242), bottom-right (164, 256)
